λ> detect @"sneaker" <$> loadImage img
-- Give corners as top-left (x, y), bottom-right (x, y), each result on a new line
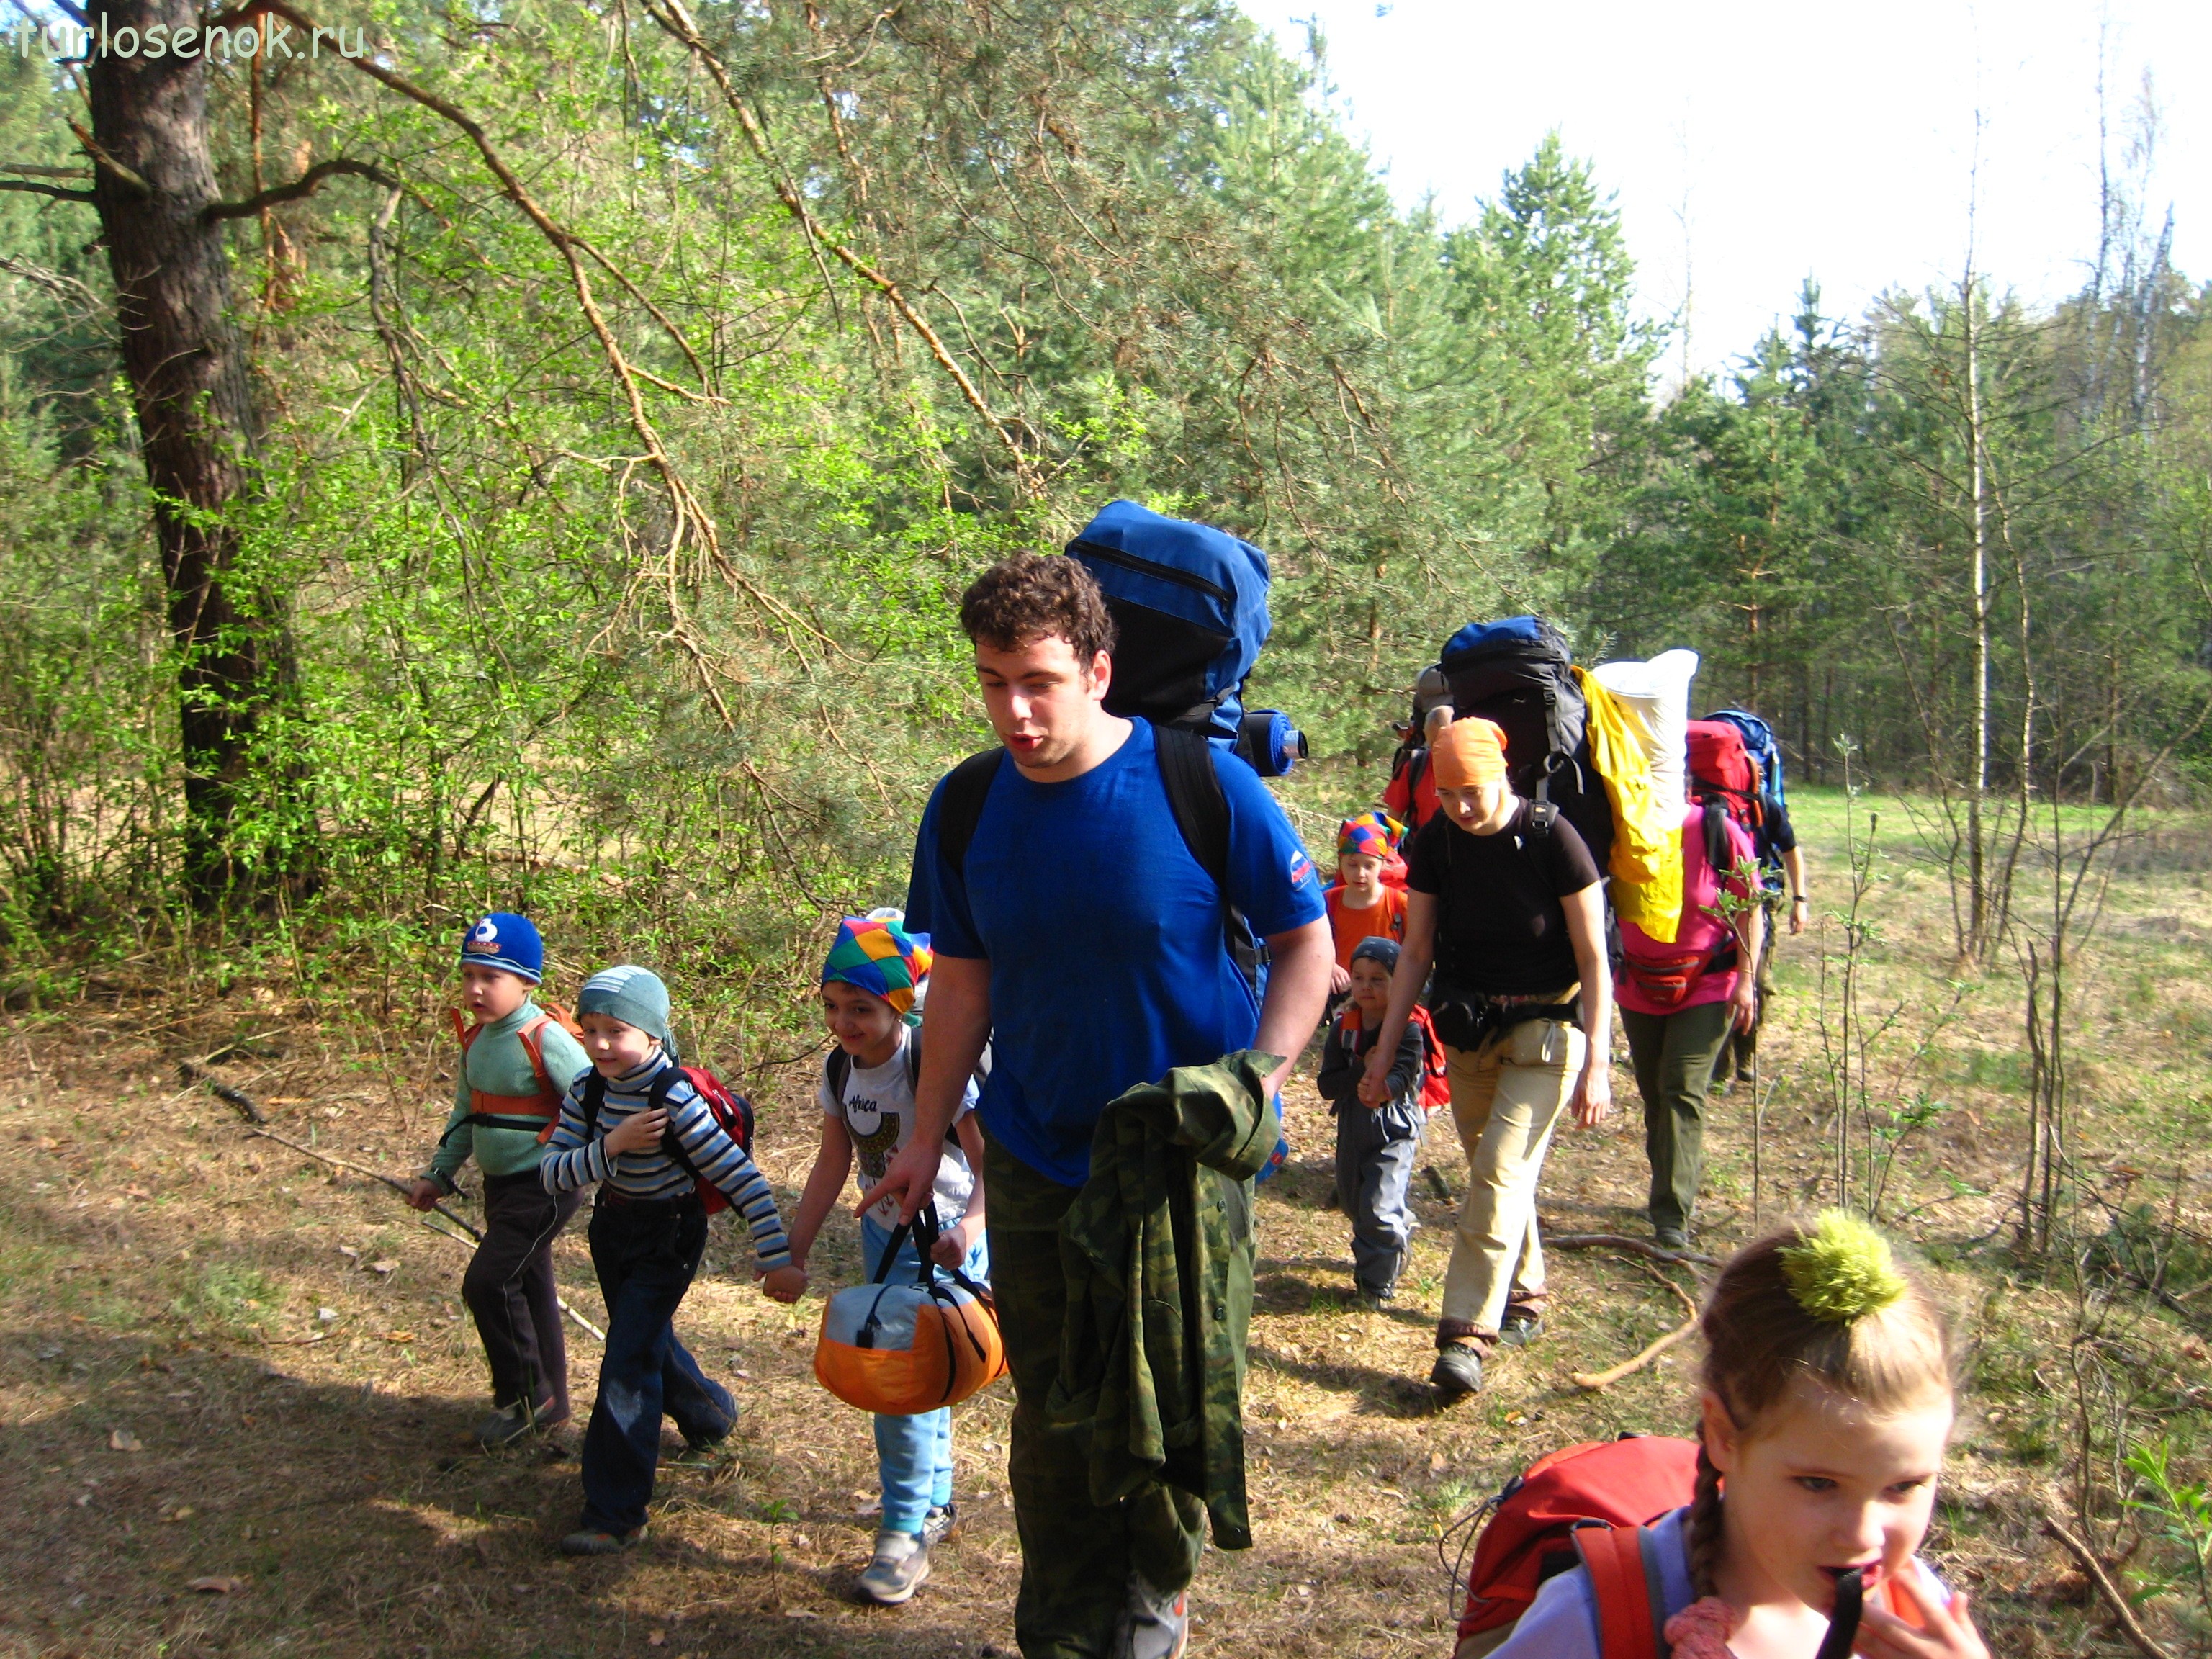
top-left (681, 1408), bottom-right (737, 1452)
top-left (1430, 1341), bottom-right (1484, 1403)
top-left (1118, 1573), bottom-right (1190, 1659)
top-left (1496, 1308), bottom-right (1545, 1349)
top-left (559, 1524), bottom-right (647, 1557)
top-left (856, 1529), bottom-right (930, 1605)
top-left (476, 1398), bottom-right (562, 1449)
top-left (920, 1503), bottom-right (957, 1547)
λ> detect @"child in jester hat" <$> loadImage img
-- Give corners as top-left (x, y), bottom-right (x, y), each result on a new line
top-left (1325, 811), bottom-right (1408, 996)
top-left (786, 913), bottom-right (988, 1608)
top-left (406, 912), bottom-right (590, 1449)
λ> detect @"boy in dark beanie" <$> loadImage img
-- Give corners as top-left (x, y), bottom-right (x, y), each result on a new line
top-left (1314, 936), bottom-right (1431, 1303)
top-left (541, 965), bottom-right (806, 1557)
top-left (407, 912), bottom-right (590, 1449)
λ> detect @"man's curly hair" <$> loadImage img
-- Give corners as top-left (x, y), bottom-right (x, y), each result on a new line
top-left (958, 554), bottom-right (1118, 663)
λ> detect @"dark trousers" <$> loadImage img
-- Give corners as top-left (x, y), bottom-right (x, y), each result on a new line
top-left (577, 1196), bottom-right (736, 1535)
top-left (1717, 940), bottom-right (1777, 1082)
top-left (1622, 1001), bottom-right (1735, 1235)
top-left (986, 1132), bottom-right (1220, 1659)
top-left (1332, 1097), bottom-right (1425, 1298)
top-left (462, 1171), bottom-right (581, 1416)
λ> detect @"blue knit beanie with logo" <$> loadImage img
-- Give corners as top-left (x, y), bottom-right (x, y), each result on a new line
top-left (577, 965), bottom-right (675, 1057)
top-left (458, 912), bottom-right (544, 984)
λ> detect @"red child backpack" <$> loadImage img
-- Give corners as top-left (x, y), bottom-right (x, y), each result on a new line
top-left (579, 1064), bottom-right (757, 1215)
top-left (1452, 1434), bottom-right (1699, 1658)
top-left (1405, 1004), bottom-right (1452, 1112)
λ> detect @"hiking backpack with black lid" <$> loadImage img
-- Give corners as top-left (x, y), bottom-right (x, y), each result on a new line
top-left (1434, 616), bottom-right (1614, 873)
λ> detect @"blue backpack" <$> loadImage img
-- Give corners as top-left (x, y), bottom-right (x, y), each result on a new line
top-left (1066, 500), bottom-right (1304, 776)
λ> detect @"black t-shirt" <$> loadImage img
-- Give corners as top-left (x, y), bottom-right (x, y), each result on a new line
top-left (1405, 801), bottom-right (1602, 995)
top-left (1764, 797), bottom-right (1798, 856)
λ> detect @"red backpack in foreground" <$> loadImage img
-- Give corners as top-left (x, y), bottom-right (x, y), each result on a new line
top-left (1452, 1435), bottom-right (1699, 1658)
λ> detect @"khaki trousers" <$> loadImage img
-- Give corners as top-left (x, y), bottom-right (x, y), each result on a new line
top-left (1439, 1017), bottom-right (1585, 1337)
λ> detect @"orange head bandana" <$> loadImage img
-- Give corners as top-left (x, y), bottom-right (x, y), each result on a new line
top-left (1430, 716), bottom-right (1508, 789)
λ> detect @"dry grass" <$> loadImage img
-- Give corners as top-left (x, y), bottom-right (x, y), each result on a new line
top-left (4, 788), bottom-right (2211, 1656)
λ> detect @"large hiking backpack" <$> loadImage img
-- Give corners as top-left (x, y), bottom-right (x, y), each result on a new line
top-left (1436, 616), bottom-right (1614, 873)
top-left (579, 1064), bottom-right (757, 1216)
top-left (1451, 1435), bottom-right (1700, 1658)
top-left (1704, 708), bottom-right (1788, 877)
top-left (1686, 719), bottom-right (1762, 875)
top-left (1066, 500), bottom-right (1305, 778)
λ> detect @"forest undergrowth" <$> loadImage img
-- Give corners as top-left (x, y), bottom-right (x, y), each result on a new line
top-left (3, 787), bottom-right (2211, 1658)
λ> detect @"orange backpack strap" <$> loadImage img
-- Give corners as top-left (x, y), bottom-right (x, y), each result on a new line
top-left (1573, 1522), bottom-right (1671, 1659)
top-left (513, 1015), bottom-right (567, 1142)
top-left (451, 1008), bottom-right (473, 1048)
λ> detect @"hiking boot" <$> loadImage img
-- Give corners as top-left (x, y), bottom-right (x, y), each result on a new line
top-left (1430, 1341), bottom-right (1484, 1402)
top-left (1496, 1308), bottom-right (1545, 1349)
top-left (1118, 1572), bottom-right (1190, 1659)
top-left (1654, 1226), bottom-right (1689, 1251)
top-left (856, 1529), bottom-right (930, 1605)
top-left (477, 1398), bottom-right (562, 1449)
top-left (920, 1502), bottom-right (958, 1547)
top-left (559, 1524), bottom-right (647, 1557)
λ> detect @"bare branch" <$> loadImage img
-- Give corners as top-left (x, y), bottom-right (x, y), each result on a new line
top-left (204, 157), bottom-right (398, 222)
top-left (1, 163), bottom-right (92, 179)
top-left (0, 179), bottom-right (95, 204)
top-left (66, 120), bottom-right (149, 196)
top-left (2042, 1513), bottom-right (2177, 1659)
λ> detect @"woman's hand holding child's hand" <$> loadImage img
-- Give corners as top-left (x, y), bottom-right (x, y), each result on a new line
top-left (757, 1264), bottom-right (808, 1303)
top-left (1356, 1046), bottom-right (1390, 1108)
top-left (403, 1178), bottom-right (443, 1213)
top-left (1853, 1570), bottom-right (1989, 1659)
top-left (601, 1107), bottom-right (668, 1156)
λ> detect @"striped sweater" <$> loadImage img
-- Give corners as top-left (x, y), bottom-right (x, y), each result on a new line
top-left (540, 1051), bottom-right (792, 1268)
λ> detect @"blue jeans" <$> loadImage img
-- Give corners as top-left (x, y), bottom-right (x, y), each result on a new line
top-left (861, 1212), bottom-right (991, 1537)
top-left (578, 1196), bottom-right (736, 1534)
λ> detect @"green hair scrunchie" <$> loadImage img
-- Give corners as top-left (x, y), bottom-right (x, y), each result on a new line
top-left (1779, 1210), bottom-right (1908, 1323)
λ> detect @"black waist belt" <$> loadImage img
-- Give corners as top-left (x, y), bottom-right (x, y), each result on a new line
top-left (1426, 985), bottom-right (1581, 1052)
top-left (595, 1187), bottom-right (701, 1213)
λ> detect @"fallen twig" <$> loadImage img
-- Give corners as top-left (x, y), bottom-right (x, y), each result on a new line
top-left (180, 1060), bottom-right (266, 1125)
top-left (1547, 1232), bottom-right (1717, 1267)
top-left (2043, 1512), bottom-right (2176, 1659)
top-left (1570, 1255), bottom-right (1704, 1390)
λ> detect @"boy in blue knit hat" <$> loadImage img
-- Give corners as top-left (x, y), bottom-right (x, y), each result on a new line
top-left (406, 912), bottom-right (590, 1449)
top-left (541, 964), bottom-right (807, 1557)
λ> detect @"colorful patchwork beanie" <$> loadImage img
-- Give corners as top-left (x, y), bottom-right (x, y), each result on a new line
top-left (1336, 811), bottom-right (1405, 863)
top-left (458, 912), bottom-right (544, 984)
top-left (822, 915), bottom-right (932, 1025)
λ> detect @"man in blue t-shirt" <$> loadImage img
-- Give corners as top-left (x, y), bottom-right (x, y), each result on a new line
top-left (860, 554), bottom-right (1331, 1659)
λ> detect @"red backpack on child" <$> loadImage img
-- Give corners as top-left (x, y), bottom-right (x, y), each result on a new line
top-left (1452, 1435), bottom-right (1699, 1658)
top-left (580, 1064), bottom-right (757, 1216)
top-left (1406, 1004), bottom-right (1452, 1112)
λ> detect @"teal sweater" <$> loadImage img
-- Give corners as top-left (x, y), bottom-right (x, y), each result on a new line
top-left (423, 1001), bottom-right (591, 1187)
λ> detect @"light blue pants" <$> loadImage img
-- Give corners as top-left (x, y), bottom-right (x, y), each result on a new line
top-left (860, 1212), bottom-right (992, 1537)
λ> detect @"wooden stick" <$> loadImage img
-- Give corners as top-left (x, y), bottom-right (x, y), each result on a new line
top-left (181, 1060), bottom-right (266, 1125)
top-left (245, 1125), bottom-right (480, 1238)
top-left (1547, 1232), bottom-right (1717, 1267)
top-left (1570, 1257), bottom-right (1704, 1390)
top-left (2043, 1513), bottom-right (2177, 1659)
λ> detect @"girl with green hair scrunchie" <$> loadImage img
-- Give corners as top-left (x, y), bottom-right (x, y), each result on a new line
top-left (1491, 1212), bottom-right (1990, 1659)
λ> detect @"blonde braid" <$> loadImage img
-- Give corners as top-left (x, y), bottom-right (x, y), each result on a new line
top-left (1687, 1437), bottom-right (1726, 1599)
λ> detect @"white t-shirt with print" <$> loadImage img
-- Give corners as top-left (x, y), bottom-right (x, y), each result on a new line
top-left (817, 1026), bottom-right (979, 1229)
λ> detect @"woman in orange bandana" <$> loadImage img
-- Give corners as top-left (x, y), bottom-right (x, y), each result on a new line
top-left (1357, 716), bottom-right (1615, 1403)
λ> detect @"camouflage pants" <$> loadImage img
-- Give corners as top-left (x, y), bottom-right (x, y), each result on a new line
top-left (985, 1129), bottom-right (1253, 1659)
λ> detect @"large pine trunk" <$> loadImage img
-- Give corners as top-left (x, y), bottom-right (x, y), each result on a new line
top-left (86, 0), bottom-right (300, 904)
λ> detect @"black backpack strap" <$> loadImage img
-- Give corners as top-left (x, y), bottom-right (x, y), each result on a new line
top-left (647, 1066), bottom-right (705, 1187)
top-left (1154, 724), bottom-right (1262, 992)
top-left (937, 748), bottom-right (1005, 878)
top-left (825, 1046), bottom-right (851, 1101)
top-left (579, 1071), bottom-right (608, 1141)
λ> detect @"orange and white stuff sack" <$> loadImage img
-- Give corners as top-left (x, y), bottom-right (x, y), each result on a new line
top-left (814, 1218), bottom-right (1005, 1416)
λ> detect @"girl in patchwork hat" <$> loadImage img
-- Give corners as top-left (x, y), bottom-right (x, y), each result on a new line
top-left (786, 913), bottom-right (989, 1606)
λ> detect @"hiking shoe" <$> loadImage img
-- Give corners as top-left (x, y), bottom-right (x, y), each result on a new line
top-left (559, 1524), bottom-right (646, 1557)
top-left (1496, 1309), bottom-right (1545, 1349)
top-left (477, 1398), bottom-right (563, 1449)
top-left (920, 1502), bottom-right (957, 1547)
top-left (1118, 1573), bottom-right (1190, 1659)
top-left (680, 1408), bottom-right (737, 1452)
top-left (1430, 1342), bottom-right (1484, 1402)
top-left (856, 1529), bottom-right (930, 1605)
top-left (1654, 1226), bottom-right (1689, 1251)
